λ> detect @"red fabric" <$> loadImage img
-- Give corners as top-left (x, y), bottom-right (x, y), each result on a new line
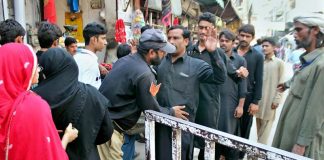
top-left (173, 17), bottom-right (179, 25)
top-left (115, 19), bottom-right (126, 43)
top-left (162, 0), bottom-right (172, 26)
top-left (0, 43), bottom-right (68, 160)
top-left (44, 0), bottom-right (57, 23)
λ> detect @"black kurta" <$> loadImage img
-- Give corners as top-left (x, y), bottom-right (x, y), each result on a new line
top-left (216, 52), bottom-right (247, 159)
top-left (233, 47), bottom-right (264, 158)
top-left (187, 45), bottom-right (237, 150)
top-left (155, 52), bottom-right (226, 160)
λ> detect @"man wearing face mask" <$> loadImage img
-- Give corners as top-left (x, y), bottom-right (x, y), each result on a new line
top-left (155, 25), bottom-right (227, 160)
top-left (98, 29), bottom-right (188, 160)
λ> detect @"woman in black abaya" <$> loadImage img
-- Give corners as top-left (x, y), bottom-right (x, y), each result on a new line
top-left (33, 48), bottom-right (113, 160)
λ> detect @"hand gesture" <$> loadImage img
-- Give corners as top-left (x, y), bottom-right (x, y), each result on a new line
top-left (205, 27), bottom-right (218, 52)
top-left (236, 66), bottom-right (249, 78)
top-left (271, 103), bottom-right (279, 109)
top-left (172, 106), bottom-right (189, 121)
top-left (248, 103), bottom-right (259, 115)
top-left (277, 83), bottom-right (286, 93)
top-left (234, 106), bottom-right (243, 118)
top-left (292, 144), bottom-right (305, 155)
top-left (129, 39), bottom-right (138, 54)
top-left (63, 123), bottom-right (78, 143)
top-left (99, 65), bottom-right (109, 75)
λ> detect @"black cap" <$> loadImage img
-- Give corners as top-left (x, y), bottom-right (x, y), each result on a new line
top-left (139, 29), bottom-right (176, 53)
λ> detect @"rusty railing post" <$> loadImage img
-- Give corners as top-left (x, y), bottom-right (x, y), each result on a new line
top-left (172, 128), bottom-right (182, 160)
top-left (204, 140), bottom-right (215, 160)
top-left (145, 114), bottom-right (155, 160)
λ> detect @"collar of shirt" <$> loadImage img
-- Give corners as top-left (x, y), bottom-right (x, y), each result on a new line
top-left (233, 46), bottom-right (253, 56)
top-left (78, 48), bottom-right (98, 60)
top-left (134, 53), bottom-right (157, 75)
top-left (299, 47), bottom-right (324, 70)
top-left (265, 54), bottom-right (275, 61)
top-left (227, 51), bottom-right (239, 60)
top-left (300, 47), bottom-right (323, 64)
top-left (166, 52), bottom-right (188, 64)
top-left (193, 42), bottom-right (208, 53)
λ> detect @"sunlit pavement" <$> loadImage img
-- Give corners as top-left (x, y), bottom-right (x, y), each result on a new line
top-left (135, 62), bottom-right (294, 160)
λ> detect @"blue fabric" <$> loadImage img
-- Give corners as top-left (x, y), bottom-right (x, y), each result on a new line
top-left (122, 134), bottom-right (136, 160)
top-left (68, 0), bottom-right (79, 13)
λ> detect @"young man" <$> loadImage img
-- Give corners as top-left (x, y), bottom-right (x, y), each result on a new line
top-left (273, 13), bottom-right (324, 159)
top-left (234, 24), bottom-right (264, 159)
top-left (255, 37), bottom-right (284, 145)
top-left (98, 28), bottom-right (188, 160)
top-left (216, 29), bottom-right (247, 160)
top-left (187, 12), bottom-right (248, 159)
top-left (155, 25), bottom-right (227, 160)
top-left (0, 19), bottom-right (26, 45)
top-left (74, 22), bottom-right (107, 89)
top-left (64, 37), bottom-right (78, 56)
top-left (36, 21), bottom-right (63, 83)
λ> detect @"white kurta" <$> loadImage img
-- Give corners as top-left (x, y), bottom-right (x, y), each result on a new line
top-left (255, 55), bottom-right (285, 121)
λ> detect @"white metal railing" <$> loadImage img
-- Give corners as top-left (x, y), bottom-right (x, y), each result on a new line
top-left (144, 110), bottom-right (312, 160)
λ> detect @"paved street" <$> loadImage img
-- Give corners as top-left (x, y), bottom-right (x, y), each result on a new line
top-left (135, 62), bottom-right (294, 160)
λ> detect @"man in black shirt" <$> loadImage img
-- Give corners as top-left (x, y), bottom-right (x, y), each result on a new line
top-left (234, 24), bottom-right (264, 159)
top-left (36, 22), bottom-right (63, 82)
top-left (155, 25), bottom-right (226, 160)
top-left (99, 29), bottom-right (188, 160)
top-left (187, 12), bottom-right (248, 159)
top-left (216, 29), bottom-right (247, 160)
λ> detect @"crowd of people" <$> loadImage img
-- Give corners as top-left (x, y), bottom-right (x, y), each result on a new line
top-left (0, 11), bottom-right (323, 160)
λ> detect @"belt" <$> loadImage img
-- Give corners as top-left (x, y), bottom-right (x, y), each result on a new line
top-left (112, 121), bottom-right (125, 134)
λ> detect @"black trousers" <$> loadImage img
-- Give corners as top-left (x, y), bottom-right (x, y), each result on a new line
top-left (239, 93), bottom-right (254, 158)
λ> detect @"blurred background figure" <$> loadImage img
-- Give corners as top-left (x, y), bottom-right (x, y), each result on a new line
top-left (65, 37), bottom-right (78, 56)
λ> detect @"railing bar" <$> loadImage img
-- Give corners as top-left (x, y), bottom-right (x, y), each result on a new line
top-left (172, 128), bottom-right (182, 160)
top-left (204, 140), bottom-right (215, 160)
top-left (144, 110), bottom-right (311, 160)
top-left (145, 118), bottom-right (155, 160)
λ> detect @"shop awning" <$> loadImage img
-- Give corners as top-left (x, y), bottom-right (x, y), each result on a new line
top-left (195, 0), bottom-right (224, 8)
top-left (197, 0), bottom-right (240, 24)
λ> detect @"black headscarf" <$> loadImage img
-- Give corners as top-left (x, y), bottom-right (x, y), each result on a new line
top-left (33, 48), bottom-right (113, 160)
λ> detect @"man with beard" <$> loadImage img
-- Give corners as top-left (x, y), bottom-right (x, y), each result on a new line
top-left (98, 29), bottom-right (188, 160)
top-left (234, 24), bottom-right (264, 159)
top-left (155, 25), bottom-right (227, 160)
top-left (273, 12), bottom-right (324, 159)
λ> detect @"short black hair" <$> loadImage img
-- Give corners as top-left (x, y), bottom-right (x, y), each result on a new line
top-left (38, 22), bottom-right (62, 48)
top-left (0, 19), bottom-right (26, 45)
top-left (238, 24), bottom-right (255, 37)
top-left (167, 25), bottom-right (190, 39)
top-left (83, 22), bottom-right (107, 45)
top-left (141, 25), bottom-right (152, 34)
top-left (64, 37), bottom-right (77, 47)
top-left (198, 12), bottom-right (216, 26)
top-left (261, 37), bottom-right (277, 46)
top-left (219, 29), bottom-right (236, 41)
top-left (256, 38), bottom-right (262, 45)
top-left (116, 44), bottom-right (131, 59)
